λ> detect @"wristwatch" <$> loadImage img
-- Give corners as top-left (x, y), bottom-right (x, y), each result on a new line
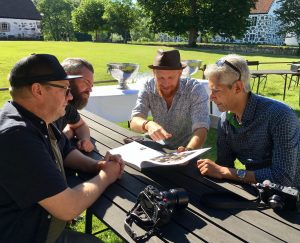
top-left (236, 169), bottom-right (247, 180)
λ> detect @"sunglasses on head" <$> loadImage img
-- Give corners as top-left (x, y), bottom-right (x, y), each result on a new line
top-left (44, 83), bottom-right (71, 97)
top-left (216, 59), bottom-right (241, 80)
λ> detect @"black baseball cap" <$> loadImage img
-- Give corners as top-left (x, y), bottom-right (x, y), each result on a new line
top-left (9, 54), bottom-right (82, 87)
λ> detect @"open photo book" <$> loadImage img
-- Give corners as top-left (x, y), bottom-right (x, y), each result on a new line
top-left (109, 141), bottom-right (210, 171)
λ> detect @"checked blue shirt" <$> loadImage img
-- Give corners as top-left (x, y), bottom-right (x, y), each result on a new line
top-left (217, 93), bottom-right (300, 188)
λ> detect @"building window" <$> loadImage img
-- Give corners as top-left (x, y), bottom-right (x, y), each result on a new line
top-left (0, 22), bottom-right (10, 32)
top-left (251, 16), bottom-right (257, 26)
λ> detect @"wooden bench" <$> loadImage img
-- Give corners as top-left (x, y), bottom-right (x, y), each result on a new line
top-left (66, 109), bottom-right (300, 242)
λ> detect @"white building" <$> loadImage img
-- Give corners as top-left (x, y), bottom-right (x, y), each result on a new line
top-left (0, 0), bottom-right (42, 40)
top-left (214, 0), bottom-right (297, 46)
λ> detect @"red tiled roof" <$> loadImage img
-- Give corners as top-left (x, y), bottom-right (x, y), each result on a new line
top-left (251, 0), bottom-right (274, 14)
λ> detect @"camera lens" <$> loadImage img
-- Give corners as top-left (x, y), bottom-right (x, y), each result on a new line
top-left (162, 188), bottom-right (189, 209)
top-left (268, 194), bottom-right (285, 209)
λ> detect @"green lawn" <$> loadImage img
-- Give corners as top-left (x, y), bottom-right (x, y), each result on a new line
top-left (1, 41), bottom-right (300, 116)
top-left (0, 41), bottom-right (299, 241)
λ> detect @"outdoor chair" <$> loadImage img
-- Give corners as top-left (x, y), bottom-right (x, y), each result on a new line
top-left (247, 60), bottom-right (268, 91)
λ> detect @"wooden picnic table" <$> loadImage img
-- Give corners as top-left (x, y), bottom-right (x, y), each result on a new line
top-left (67, 109), bottom-right (300, 243)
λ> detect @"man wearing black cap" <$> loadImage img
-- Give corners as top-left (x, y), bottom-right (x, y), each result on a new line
top-left (0, 54), bottom-right (124, 243)
top-left (130, 49), bottom-right (210, 151)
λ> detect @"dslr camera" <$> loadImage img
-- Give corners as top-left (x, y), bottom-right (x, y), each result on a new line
top-left (256, 180), bottom-right (299, 210)
top-left (124, 185), bottom-right (189, 241)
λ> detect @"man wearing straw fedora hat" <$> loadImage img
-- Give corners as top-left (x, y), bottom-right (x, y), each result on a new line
top-left (130, 49), bottom-right (210, 151)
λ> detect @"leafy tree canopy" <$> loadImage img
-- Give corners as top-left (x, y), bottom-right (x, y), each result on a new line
top-left (104, 0), bottom-right (137, 43)
top-left (36, 0), bottom-right (74, 41)
top-left (137, 0), bottom-right (256, 46)
top-left (275, 0), bottom-right (300, 45)
top-left (72, 0), bottom-right (106, 40)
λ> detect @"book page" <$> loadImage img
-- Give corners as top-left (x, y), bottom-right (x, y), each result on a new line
top-left (109, 141), bottom-right (163, 168)
top-left (146, 147), bottom-right (211, 166)
top-left (110, 141), bottom-right (210, 169)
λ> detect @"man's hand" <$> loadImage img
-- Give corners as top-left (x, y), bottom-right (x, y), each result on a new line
top-left (146, 121), bottom-right (172, 141)
top-left (197, 159), bottom-right (226, 179)
top-left (77, 139), bottom-right (95, 152)
top-left (100, 152), bottom-right (125, 180)
top-left (177, 146), bottom-right (192, 153)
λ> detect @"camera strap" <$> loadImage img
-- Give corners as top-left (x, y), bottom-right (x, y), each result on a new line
top-left (124, 200), bottom-right (161, 242)
top-left (200, 191), bottom-right (268, 210)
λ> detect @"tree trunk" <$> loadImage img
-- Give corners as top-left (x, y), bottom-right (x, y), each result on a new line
top-left (188, 29), bottom-right (198, 47)
top-left (94, 29), bottom-right (99, 42)
top-left (297, 43), bottom-right (300, 56)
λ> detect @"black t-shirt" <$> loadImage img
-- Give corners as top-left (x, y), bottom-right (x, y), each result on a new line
top-left (0, 101), bottom-right (74, 243)
top-left (55, 104), bottom-right (80, 131)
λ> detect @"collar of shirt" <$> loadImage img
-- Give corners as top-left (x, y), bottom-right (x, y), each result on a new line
top-left (7, 101), bottom-right (62, 140)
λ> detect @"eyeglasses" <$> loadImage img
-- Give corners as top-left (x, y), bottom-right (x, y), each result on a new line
top-left (80, 77), bottom-right (93, 87)
top-left (44, 83), bottom-right (71, 97)
top-left (216, 59), bottom-right (241, 80)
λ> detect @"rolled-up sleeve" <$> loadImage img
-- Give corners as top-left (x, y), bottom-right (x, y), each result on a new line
top-left (190, 83), bottom-right (210, 131)
top-left (131, 82), bottom-right (150, 119)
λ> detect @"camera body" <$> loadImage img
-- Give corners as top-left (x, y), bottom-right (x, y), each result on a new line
top-left (138, 185), bottom-right (189, 227)
top-left (256, 180), bottom-right (299, 210)
top-left (124, 185), bottom-right (189, 241)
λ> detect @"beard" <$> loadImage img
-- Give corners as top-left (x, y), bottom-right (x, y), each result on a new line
top-left (69, 86), bottom-right (89, 110)
top-left (156, 82), bottom-right (179, 99)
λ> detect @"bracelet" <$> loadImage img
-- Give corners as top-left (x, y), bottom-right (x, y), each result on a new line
top-left (142, 120), bottom-right (150, 132)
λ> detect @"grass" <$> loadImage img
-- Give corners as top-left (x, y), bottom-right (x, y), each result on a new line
top-left (0, 41), bottom-right (299, 241)
top-left (0, 41), bottom-right (299, 115)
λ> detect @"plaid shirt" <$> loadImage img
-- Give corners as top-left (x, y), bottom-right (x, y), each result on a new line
top-left (131, 78), bottom-right (210, 149)
top-left (217, 93), bottom-right (300, 188)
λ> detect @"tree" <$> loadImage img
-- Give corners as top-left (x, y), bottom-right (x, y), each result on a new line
top-left (275, 0), bottom-right (300, 53)
top-left (72, 0), bottom-right (106, 41)
top-left (104, 0), bottom-right (137, 43)
top-left (36, 0), bottom-right (74, 41)
top-left (137, 0), bottom-right (256, 46)
top-left (130, 6), bottom-right (156, 42)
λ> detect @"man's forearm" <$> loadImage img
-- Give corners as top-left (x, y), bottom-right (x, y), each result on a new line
top-left (39, 171), bottom-right (112, 221)
top-left (186, 127), bottom-right (208, 149)
top-left (73, 123), bottom-right (91, 140)
top-left (221, 167), bottom-right (257, 184)
top-left (130, 116), bottom-right (147, 133)
top-left (64, 149), bottom-right (98, 173)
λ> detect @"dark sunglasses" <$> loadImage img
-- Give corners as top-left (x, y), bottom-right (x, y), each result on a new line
top-left (44, 83), bottom-right (71, 97)
top-left (216, 59), bottom-right (241, 80)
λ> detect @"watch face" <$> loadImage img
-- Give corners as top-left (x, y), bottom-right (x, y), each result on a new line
top-left (237, 169), bottom-right (246, 179)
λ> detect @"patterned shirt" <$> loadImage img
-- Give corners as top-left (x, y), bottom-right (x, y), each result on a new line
top-left (131, 78), bottom-right (210, 149)
top-left (217, 93), bottom-right (300, 188)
